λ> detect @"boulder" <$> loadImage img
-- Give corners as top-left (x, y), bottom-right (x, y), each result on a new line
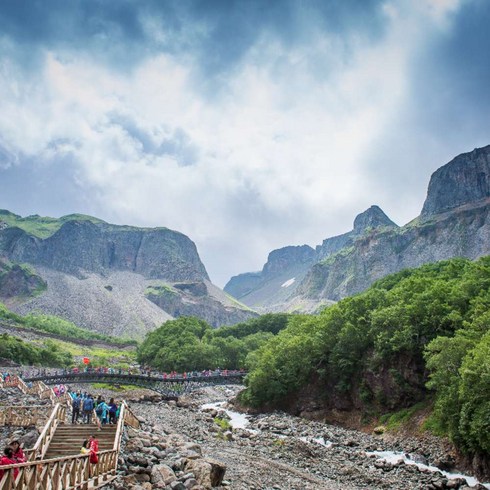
top-left (151, 463), bottom-right (177, 486)
top-left (184, 458), bottom-right (226, 489)
top-left (19, 429), bottom-right (40, 448)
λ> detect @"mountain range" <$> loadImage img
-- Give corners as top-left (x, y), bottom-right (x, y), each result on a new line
top-left (224, 144), bottom-right (490, 312)
top-left (0, 213), bottom-right (255, 338)
top-left (2, 144), bottom-right (489, 337)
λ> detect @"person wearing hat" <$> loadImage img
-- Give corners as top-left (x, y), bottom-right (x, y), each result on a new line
top-left (9, 440), bottom-right (26, 463)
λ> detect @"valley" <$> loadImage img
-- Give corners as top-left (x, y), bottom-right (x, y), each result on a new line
top-left (1, 144), bottom-right (490, 488)
top-left (105, 385), bottom-right (490, 489)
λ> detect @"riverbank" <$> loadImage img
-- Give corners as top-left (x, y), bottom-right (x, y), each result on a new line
top-left (122, 385), bottom-right (490, 489)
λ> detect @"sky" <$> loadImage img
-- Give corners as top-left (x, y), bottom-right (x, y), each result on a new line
top-left (0, 0), bottom-right (489, 287)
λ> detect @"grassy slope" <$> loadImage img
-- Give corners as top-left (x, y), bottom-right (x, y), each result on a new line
top-left (0, 209), bottom-right (173, 239)
top-left (0, 302), bottom-right (137, 367)
top-left (0, 209), bottom-right (106, 238)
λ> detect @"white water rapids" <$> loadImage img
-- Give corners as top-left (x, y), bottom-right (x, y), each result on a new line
top-left (201, 401), bottom-right (252, 430)
top-left (366, 451), bottom-right (490, 489)
top-left (202, 400), bottom-right (490, 489)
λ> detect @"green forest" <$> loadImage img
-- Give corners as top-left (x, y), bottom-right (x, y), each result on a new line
top-left (239, 257), bottom-right (490, 456)
top-left (0, 333), bottom-right (72, 367)
top-left (137, 313), bottom-right (290, 371)
top-left (139, 256), bottom-right (490, 457)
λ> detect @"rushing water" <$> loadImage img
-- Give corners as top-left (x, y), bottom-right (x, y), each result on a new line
top-left (201, 401), bottom-right (252, 430)
top-left (201, 401), bottom-right (490, 489)
top-left (299, 436), bottom-right (333, 448)
top-left (366, 450), bottom-right (490, 489)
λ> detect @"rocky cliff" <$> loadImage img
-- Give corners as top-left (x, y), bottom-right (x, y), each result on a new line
top-left (316, 205), bottom-right (398, 260)
top-left (224, 245), bottom-right (317, 310)
top-left (0, 218), bottom-right (209, 281)
top-left (0, 261), bottom-right (46, 298)
top-left (225, 144), bottom-right (490, 311)
top-left (421, 145), bottom-right (490, 216)
top-left (0, 213), bottom-right (256, 337)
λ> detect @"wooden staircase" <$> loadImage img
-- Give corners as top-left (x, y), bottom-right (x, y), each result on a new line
top-left (0, 376), bottom-right (141, 489)
top-left (44, 424), bottom-right (118, 459)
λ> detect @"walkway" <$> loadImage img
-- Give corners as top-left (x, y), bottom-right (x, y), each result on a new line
top-left (24, 371), bottom-right (246, 397)
top-left (0, 375), bottom-right (139, 490)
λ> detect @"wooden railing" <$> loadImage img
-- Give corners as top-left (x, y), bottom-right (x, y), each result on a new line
top-left (0, 449), bottom-right (118, 489)
top-left (1, 377), bottom-right (19, 389)
top-left (15, 377), bottom-right (34, 395)
top-left (25, 380), bottom-right (71, 409)
top-left (0, 405), bottom-right (51, 426)
top-left (113, 403), bottom-right (126, 453)
top-left (0, 376), bottom-right (138, 489)
top-left (30, 380), bottom-right (48, 397)
top-left (29, 404), bottom-right (66, 461)
top-left (122, 401), bottom-right (140, 429)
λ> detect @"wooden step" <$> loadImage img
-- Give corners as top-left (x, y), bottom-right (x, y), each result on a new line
top-left (48, 442), bottom-right (114, 448)
top-left (44, 423), bottom-right (118, 459)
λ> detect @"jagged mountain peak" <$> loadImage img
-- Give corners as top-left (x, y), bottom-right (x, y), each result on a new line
top-left (353, 205), bottom-right (398, 235)
top-left (421, 144), bottom-right (490, 217)
top-left (225, 144), bottom-right (490, 313)
top-left (263, 245), bottom-right (316, 276)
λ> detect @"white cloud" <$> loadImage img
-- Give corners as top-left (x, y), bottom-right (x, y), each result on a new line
top-left (0, 1), bottom-right (469, 286)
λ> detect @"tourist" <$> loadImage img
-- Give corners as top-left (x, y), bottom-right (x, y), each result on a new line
top-left (88, 435), bottom-right (99, 464)
top-left (108, 398), bottom-right (118, 424)
top-left (0, 447), bottom-right (18, 480)
top-left (80, 440), bottom-right (90, 455)
top-left (95, 398), bottom-right (110, 426)
top-left (9, 440), bottom-right (26, 463)
top-left (82, 394), bottom-right (95, 424)
top-left (71, 392), bottom-right (81, 424)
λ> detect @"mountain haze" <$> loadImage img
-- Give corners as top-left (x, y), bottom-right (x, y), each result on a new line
top-left (225, 145), bottom-right (490, 312)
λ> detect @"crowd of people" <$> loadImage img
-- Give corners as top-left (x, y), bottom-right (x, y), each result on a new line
top-left (70, 391), bottom-right (119, 428)
top-left (0, 364), bottom-right (245, 479)
top-left (13, 366), bottom-right (246, 380)
top-left (0, 434), bottom-right (100, 478)
top-left (0, 374), bottom-right (117, 476)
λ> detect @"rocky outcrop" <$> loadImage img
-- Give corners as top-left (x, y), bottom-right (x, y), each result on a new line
top-left (0, 259), bottom-right (46, 298)
top-left (226, 145), bottom-right (490, 310)
top-left (145, 280), bottom-right (256, 328)
top-left (224, 245), bottom-right (316, 310)
top-left (0, 220), bottom-right (209, 282)
top-left (223, 272), bottom-right (263, 300)
top-left (352, 205), bottom-right (398, 234)
top-left (421, 145), bottom-right (490, 217)
top-left (316, 205), bottom-right (398, 261)
top-left (262, 246), bottom-right (317, 277)
top-left (0, 213), bottom-right (255, 337)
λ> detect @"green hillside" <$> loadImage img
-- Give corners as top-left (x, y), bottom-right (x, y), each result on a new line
top-left (0, 303), bottom-right (137, 368)
top-left (239, 257), bottom-right (490, 457)
top-left (0, 209), bottom-right (106, 238)
top-left (0, 209), bottom-right (174, 239)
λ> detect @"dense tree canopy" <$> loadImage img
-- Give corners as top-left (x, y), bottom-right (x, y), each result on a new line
top-left (136, 314), bottom-right (289, 372)
top-left (240, 257), bottom-right (490, 457)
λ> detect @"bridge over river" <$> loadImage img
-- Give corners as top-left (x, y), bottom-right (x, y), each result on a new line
top-left (24, 371), bottom-right (246, 397)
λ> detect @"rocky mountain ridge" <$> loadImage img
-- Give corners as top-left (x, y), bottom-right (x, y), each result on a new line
top-left (0, 213), bottom-right (255, 337)
top-left (225, 144), bottom-right (490, 312)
